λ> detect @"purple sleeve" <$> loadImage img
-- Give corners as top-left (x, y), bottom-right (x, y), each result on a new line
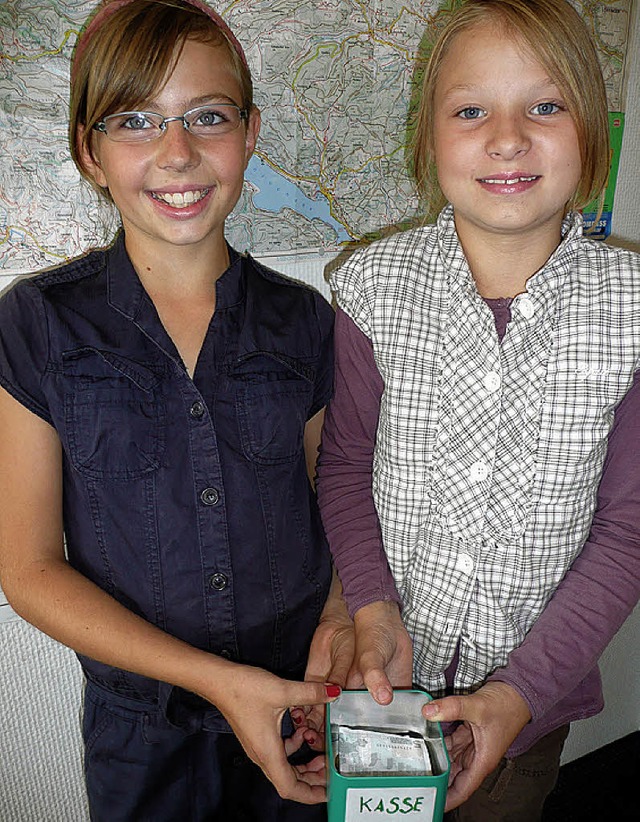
top-left (316, 308), bottom-right (401, 618)
top-left (489, 371), bottom-right (640, 721)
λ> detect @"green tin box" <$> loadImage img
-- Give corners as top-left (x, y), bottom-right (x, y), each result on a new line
top-left (326, 689), bottom-right (450, 822)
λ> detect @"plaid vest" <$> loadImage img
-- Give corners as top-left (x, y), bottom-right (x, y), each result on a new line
top-left (331, 206), bottom-right (640, 693)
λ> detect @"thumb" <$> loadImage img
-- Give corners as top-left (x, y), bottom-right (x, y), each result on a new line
top-left (362, 667), bottom-right (394, 706)
top-left (422, 694), bottom-right (471, 724)
top-left (289, 680), bottom-right (342, 708)
top-left (357, 645), bottom-right (394, 705)
top-left (325, 652), bottom-right (352, 690)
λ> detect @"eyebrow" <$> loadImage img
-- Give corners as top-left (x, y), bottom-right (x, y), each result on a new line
top-left (144, 93), bottom-right (242, 111)
top-left (189, 94), bottom-right (242, 107)
top-left (440, 78), bottom-right (560, 99)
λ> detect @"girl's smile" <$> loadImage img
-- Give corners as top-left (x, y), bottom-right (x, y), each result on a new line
top-left (149, 187), bottom-right (211, 209)
top-left (476, 173), bottom-right (540, 193)
top-left (432, 21), bottom-right (581, 255)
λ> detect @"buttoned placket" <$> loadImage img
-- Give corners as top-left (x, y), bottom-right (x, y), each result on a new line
top-left (424, 241), bottom-right (559, 689)
top-left (485, 281), bottom-right (559, 536)
top-left (433, 277), bottom-right (503, 536)
top-left (179, 360), bottom-right (238, 661)
top-left (120, 273), bottom-right (239, 662)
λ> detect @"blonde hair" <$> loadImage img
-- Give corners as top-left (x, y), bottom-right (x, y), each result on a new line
top-left (70, 0), bottom-right (253, 200)
top-left (412, 0), bottom-right (610, 218)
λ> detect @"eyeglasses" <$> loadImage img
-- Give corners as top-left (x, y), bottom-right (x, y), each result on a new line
top-left (93, 103), bottom-right (248, 143)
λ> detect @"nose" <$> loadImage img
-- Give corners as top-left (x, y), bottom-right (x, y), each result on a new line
top-left (485, 113), bottom-right (531, 161)
top-left (155, 118), bottom-right (200, 171)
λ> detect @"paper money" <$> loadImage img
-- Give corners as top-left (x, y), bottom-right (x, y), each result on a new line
top-left (337, 727), bottom-right (433, 776)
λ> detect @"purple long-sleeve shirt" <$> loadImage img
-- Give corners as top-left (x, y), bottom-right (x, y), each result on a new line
top-left (316, 306), bottom-right (640, 755)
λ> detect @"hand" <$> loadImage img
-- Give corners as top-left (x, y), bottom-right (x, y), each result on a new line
top-left (290, 605), bottom-right (353, 739)
top-left (350, 600), bottom-right (414, 705)
top-left (304, 573), bottom-right (355, 689)
top-left (422, 681), bottom-right (532, 812)
top-left (295, 571), bottom-right (354, 735)
top-left (199, 662), bottom-right (341, 804)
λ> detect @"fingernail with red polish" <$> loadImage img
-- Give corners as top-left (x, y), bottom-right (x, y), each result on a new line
top-left (325, 684), bottom-right (341, 698)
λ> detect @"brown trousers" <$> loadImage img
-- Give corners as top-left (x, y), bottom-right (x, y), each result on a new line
top-left (445, 724), bottom-right (570, 822)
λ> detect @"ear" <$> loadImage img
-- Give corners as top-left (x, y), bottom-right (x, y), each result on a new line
top-left (244, 106), bottom-right (261, 168)
top-left (76, 124), bottom-right (108, 189)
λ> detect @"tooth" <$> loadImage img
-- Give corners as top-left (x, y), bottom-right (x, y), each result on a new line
top-left (483, 176), bottom-right (536, 184)
top-left (153, 189), bottom-right (207, 206)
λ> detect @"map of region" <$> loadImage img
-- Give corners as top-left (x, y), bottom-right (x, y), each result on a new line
top-left (0, 0), bottom-right (634, 275)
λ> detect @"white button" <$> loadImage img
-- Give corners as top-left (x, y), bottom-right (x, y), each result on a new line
top-left (483, 371), bottom-right (501, 392)
top-left (456, 553), bottom-right (474, 575)
top-left (516, 296), bottom-right (535, 319)
top-left (469, 460), bottom-right (489, 481)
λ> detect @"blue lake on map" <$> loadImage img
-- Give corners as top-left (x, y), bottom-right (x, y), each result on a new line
top-left (246, 156), bottom-right (352, 243)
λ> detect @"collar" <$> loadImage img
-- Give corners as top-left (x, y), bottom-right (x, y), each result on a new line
top-left (436, 204), bottom-right (584, 298)
top-left (106, 231), bottom-right (245, 320)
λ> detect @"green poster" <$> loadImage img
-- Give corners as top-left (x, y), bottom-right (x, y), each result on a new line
top-left (582, 112), bottom-right (626, 239)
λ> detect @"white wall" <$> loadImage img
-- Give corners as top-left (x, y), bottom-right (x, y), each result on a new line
top-left (561, 605), bottom-right (640, 763)
top-left (609, 0), bottom-right (640, 249)
top-left (0, 614), bottom-right (89, 820)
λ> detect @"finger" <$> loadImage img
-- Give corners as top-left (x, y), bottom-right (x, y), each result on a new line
top-left (444, 766), bottom-right (480, 812)
top-left (302, 728), bottom-right (323, 750)
top-left (286, 681), bottom-right (342, 708)
top-left (261, 754), bottom-right (327, 804)
top-left (361, 665), bottom-right (394, 705)
top-left (345, 665), bottom-right (365, 689)
top-left (296, 754), bottom-right (326, 776)
top-left (303, 705), bottom-right (325, 733)
top-left (282, 778), bottom-right (327, 804)
top-left (290, 707), bottom-right (307, 726)
top-left (326, 646), bottom-right (353, 688)
top-left (447, 761), bottom-right (463, 787)
top-left (295, 767), bottom-right (327, 787)
top-left (422, 694), bottom-right (474, 724)
top-left (284, 727), bottom-right (308, 757)
top-left (445, 724), bottom-right (472, 756)
top-left (283, 726), bottom-right (323, 758)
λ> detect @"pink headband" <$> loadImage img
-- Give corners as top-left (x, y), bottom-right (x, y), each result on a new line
top-left (71, 0), bottom-right (248, 82)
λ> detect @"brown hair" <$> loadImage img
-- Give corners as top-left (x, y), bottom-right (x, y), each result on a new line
top-left (70, 0), bottom-right (253, 199)
top-left (412, 0), bottom-right (610, 217)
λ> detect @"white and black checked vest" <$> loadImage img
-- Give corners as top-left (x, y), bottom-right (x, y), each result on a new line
top-left (331, 206), bottom-right (640, 694)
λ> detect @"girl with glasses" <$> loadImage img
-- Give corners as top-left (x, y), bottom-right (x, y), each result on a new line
top-left (0, 2), bottom-right (349, 819)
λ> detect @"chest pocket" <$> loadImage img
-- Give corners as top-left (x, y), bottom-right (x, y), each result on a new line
top-left (62, 347), bottom-right (165, 480)
top-left (233, 353), bottom-right (314, 465)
